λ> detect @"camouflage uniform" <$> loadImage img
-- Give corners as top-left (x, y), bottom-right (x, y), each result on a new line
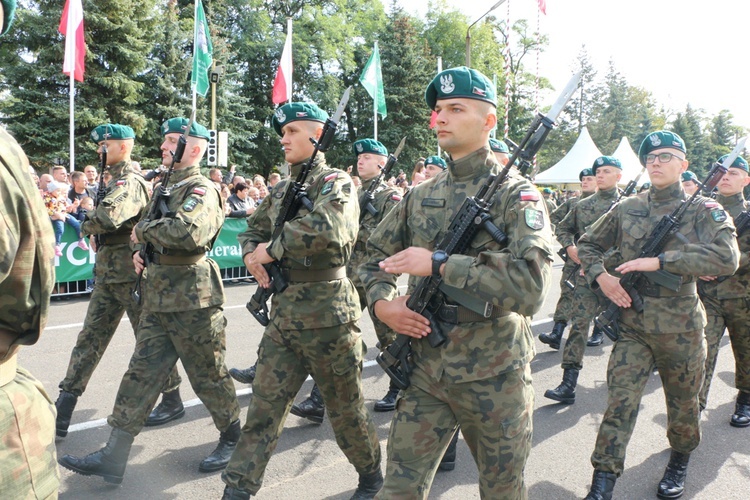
top-left (222, 154), bottom-right (381, 494)
top-left (360, 147), bottom-right (553, 499)
top-left (0, 127), bottom-right (59, 497)
top-left (556, 186), bottom-right (619, 369)
top-left (577, 182), bottom-right (739, 475)
top-left (59, 160), bottom-right (181, 398)
top-left (350, 176), bottom-right (401, 347)
top-left (107, 164), bottom-right (239, 436)
top-left (698, 192), bottom-right (750, 409)
top-left (549, 193), bottom-right (590, 323)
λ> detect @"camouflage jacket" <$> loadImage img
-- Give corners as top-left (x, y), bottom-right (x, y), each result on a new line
top-left (549, 191), bottom-right (592, 227)
top-left (239, 154), bottom-right (361, 330)
top-left (134, 164), bottom-right (225, 312)
top-left (698, 192), bottom-right (750, 300)
top-left (359, 147), bottom-right (553, 383)
top-left (82, 160), bottom-right (150, 284)
top-left (544, 197), bottom-right (557, 215)
top-left (348, 177), bottom-right (402, 287)
top-left (578, 181), bottom-right (739, 334)
top-left (0, 128), bottom-right (55, 358)
top-left (556, 187), bottom-right (619, 249)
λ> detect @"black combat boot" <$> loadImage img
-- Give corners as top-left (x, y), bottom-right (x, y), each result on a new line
top-left (657, 450), bottom-right (690, 499)
top-left (349, 469), bottom-right (384, 500)
top-left (222, 486), bottom-right (252, 499)
top-left (290, 384), bottom-right (325, 424)
top-left (587, 324), bottom-right (604, 347)
top-left (145, 388), bottom-right (185, 427)
top-left (373, 381), bottom-right (400, 412)
top-left (58, 427), bottom-right (134, 484)
top-left (55, 390), bottom-right (78, 438)
top-left (584, 470), bottom-right (616, 500)
top-left (730, 391), bottom-right (750, 427)
top-left (199, 419), bottom-right (242, 472)
top-left (229, 363), bottom-right (257, 385)
top-left (544, 368), bottom-right (579, 404)
top-left (539, 321), bottom-right (566, 350)
top-left (438, 431), bottom-right (459, 472)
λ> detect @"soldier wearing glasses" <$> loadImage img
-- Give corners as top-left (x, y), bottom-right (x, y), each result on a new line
top-left (577, 131), bottom-right (739, 500)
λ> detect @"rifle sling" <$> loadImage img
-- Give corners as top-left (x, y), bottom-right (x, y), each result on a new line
top-left (639, 281), bottom-right (696, 298)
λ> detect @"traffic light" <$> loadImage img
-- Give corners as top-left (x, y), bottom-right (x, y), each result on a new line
top-left (207, 129), bottom-right (218, 166)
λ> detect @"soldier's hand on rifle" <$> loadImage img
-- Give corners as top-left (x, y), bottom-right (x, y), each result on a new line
top-left (244, 243), bottom-right (273, 288)
top-left (596, 272), bottom-right (631, 308)
top-left (130, 226), bottom-right (142, 245)
top-left (616, 257), bottom-right (659, 274)
top-left (379, 247), bottom-right (436, 277)
top-left (566, 245), bottom-right (581, 265)
top-left (373, 296), bottom-right (431, 339)
top-left (133, 252), bottom-right (145, 275)
top-left (89, 236), bottom-right (97, 253)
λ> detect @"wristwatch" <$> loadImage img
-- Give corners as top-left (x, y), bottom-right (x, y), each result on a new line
top-left (658, 253), bottom-right (665, 270)
top-left (432, 250), bottom-right (449, 277)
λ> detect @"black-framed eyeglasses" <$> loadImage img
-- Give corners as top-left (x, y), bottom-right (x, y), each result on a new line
top-left (644, 152), bottom-right (685, 164)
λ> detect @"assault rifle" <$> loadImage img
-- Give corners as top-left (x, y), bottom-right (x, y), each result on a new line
top-left (131, 113), bottom-right (194, 305)
top-left (377, 72), bottom-right (582, 389)
top-left (594, 136), bottom-right (748, 341)
top-left (360, 137), bottom-right (406, 222)
top-left (93, 129), bottom-right (110, 250)
top-left (246, 88), bottom-right (351, 326)
top-left (563, 167), bottom-right (647, 289)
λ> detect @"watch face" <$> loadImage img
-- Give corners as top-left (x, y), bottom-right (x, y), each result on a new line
top-left (433, 250), bottom-right (448, 262)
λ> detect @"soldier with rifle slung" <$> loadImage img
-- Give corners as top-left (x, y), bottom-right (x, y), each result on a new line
top-left (697, 153), bottom-right (750, 426)
top-left (291, 138), bottom-right (404, 424)
top-left (54, 124), bottom-right (183, 439)
top-left (221, 100), bottom-right (382, 500)
top-left (578, 131), bottom-right (740, 500)
top-left (543, 156), bottom-right (623, 406)
top-left (359, 66), bottom-right (561, 499)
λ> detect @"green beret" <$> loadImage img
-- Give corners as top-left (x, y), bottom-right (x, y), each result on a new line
top-left (681, 171), bottom-right (699, 183)
top-left (489, 138), bottom-right (509, 154)
top-left (425, 66), bottom-right (497, 110)
top-left (1, 0), bottom-right (16, 36)
top-left (272, 102), bottom-right (328, 136)
top-left (543, 187), bottom-right (553, 194)
top-left (424, 155), bottom-right (447, 170)
top-left (638, 130), bottom-right (686, 165)
top-left (579, 167), bottom-right (594, 181)
top-left (718, 154), bottom-right (749, 172)
top-left (161, 117), bottom-right (210, 140)
top-left (90, 124), bottom-right (135, 144)
top-left (592, 156), bottom-right (622, 174)
top-left (353, 139), bottom-right (388, 157)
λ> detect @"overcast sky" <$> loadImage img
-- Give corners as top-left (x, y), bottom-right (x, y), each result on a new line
top-left (396, 0), bottom-right (750, 133)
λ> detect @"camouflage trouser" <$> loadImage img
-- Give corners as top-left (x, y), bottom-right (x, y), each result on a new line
top-left (375, 363), bottom-right (534, 500)
top-left (59, 281), bottom-right (181, 396)
top-left (222, 321), bottom-right (381, 494)
top-left (108, 306), bottom-right (239, 436)
top-left (0, 361), bottom-right (59, 498)
top-left (591, 324), bottom-right (706, 475)
top-left (561, 277), bottom-right (606, 370)
top-left (699, 294), bottom-right (750, 408)
top-left (552, 259), bottom-right (578, 323)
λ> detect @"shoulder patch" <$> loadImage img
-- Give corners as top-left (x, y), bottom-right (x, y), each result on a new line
top-left (711, 208), bottom-right (727, 222)
top-left (182, 196), bottom-right (200, 212)
top-left (704, 201), bottom-right (719, 209)
top-left (524, 207), bottom-right (544, 230)
top-left (520, 190), bottom-right (539, 202)
top-left (391, 194), bottom-right (402, 202)
top-left (321, 181), bottom-right (335, 196)
top-left (324, 172), bottom-right (338, 183)
top-left (116, 180), bottom-right (126, 186)
top-left (421, 198), bottom-right (446, 208)
top-left (192, 187), bottom-right (207, 196)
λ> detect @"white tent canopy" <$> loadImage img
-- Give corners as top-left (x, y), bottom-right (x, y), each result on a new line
top-left (535, 126), bottom-right (602, 185)
top-left (612, 136), bottom-right (648, 187)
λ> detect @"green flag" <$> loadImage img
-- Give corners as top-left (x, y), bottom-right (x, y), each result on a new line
top-left (192, 0), bottom-right (213, 97)
top-left (359, 42), bottom-right (386, 118)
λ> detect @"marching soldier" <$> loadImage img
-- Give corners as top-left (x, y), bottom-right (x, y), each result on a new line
top-left (55, 124), bottom-right (184, 439)
top-left (58, 117), bottom-right (242, 483)
top-left (543, 187), bottom-right (557, 213)
top-left (0, 3), bottom-right (59, 496)
top-left (360, 66), bottom-right (553, 499)
top-left (681, 170), bottom-right (700, 195)
top-left (544, 157), bottom-right (622, 405)
top-left (221, 103), bottom-right (382, 500)
top-left (291, 138), bottom-right (402, 423)
top-left (697, 154), bottom-right (750, 427)
top-left (540, 167), bottom-right (596, 350)
top-left (422, 155), bottom-right (447, 180)
top-left (578, 131), bottom-right (739, 500)
top-left (489, 137), bottom-right (510, 166)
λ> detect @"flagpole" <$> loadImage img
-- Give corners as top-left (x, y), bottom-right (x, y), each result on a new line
top-left (69, 72), bottom-right (75, 172)
top-left (286, 18), bottom-right (292, 103)
top-left (436, 56), bottom-right (442, 157)
top-left (192, 0), bottom-right (198, 114)
top-left (373, 44), bottom-right (378, 141)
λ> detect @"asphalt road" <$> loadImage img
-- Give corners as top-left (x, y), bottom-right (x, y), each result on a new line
top-left (23, 258), bottom-right (750, 499)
